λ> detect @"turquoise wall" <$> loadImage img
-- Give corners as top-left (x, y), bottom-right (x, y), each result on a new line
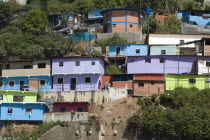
top-left (150, 45), bottom-right (177, 55)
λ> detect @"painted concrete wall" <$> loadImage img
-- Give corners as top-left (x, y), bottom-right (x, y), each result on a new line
top-left (53, 102), bottom-right (89, 112)
top-left (150, 45), bottom-right (177, 55)
top-left (0, 103), bottom-right (45, 121)
top-left (109, 44), bottom-right (148, 56)
top-left (196, 60), bottom-right (210, 75)
top-left (189, 15), bottom-right (210, 25)
top-left (52, 74), bottom-right (101, 91)
top-left (42, 87), bottom-right (128, 104)
top-left (127, 56), bottom-right (210, 74)
top-left (2, 60), bottom-right (51, 77)
top-left (44, 112), bottom-right (89, 122)
top-left (148, 34), bottom-right (210, 47)
top-left (165, 74), bottom-right (210, 90)
top-left (52, 58), bottom-right (104, 75)
top-left (0, 90), bottom-right (36, 103)
top-left (0, 76), bottom-right (51, 92)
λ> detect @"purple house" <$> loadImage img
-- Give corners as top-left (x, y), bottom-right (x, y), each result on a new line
top-left (52, 57), bottom-right (104, 92)
top-left (127, 56), bottom-right (210, 74)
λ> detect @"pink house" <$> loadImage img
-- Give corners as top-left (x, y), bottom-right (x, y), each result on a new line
top-left (53, 102), bottom-right (89, 112)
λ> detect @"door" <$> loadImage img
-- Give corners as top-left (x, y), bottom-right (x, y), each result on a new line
top-left (20, 81), bottom-right (25, 91)
top-left (116, 47), bottom-right (120, 55)
top-left (70, 78), bottom-right (76, 90)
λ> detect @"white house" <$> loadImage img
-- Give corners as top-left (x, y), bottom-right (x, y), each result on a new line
top-left (195, 60), bottom-right (210, 75)
top-left (148, 33), bottom-right (210, 48)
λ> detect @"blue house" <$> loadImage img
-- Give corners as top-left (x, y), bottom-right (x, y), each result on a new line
top-left (88, 10), bottom-right (103, 19)
top-left (0, 60), bottom-right (51, 92)
top-left (68, 32), bottom-right (96, 41)
top-left (177, 10), bottom-right (210, 26)
top-left (0, 102), bottom-right (47, 122)
top-left (109, 44), bottom-right (148, 57)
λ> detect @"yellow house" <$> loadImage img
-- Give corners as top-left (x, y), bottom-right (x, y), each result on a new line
top-left (165, 74), bottom-right (210, 90)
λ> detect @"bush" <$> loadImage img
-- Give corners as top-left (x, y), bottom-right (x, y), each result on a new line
top-left (137, 98), bottom-right (146, 109)
top-left (105, 64), bottom-right (123, 75)
top-left (144, 97), bottom-right (152, 107)
top-left (151, 94), bottom-right (158, 103)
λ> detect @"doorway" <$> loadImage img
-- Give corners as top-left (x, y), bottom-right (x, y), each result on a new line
top-left (20, 81), bottom-right (25, 91)
top-left (70, 78), bottom-right (76, 90)
top-left (116, 47), bottom-right (120, 55)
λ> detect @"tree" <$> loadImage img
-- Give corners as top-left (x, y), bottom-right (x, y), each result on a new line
top-left (105, 64), bottom-right (123, 75)
top-left (0, 2), bottom-right (12, 29)
top-left (20, 9), bottom-right (47, 35)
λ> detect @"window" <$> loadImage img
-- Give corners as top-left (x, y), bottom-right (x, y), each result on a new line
top-left (75, 61), bottom-right (80, 66)
top-left (23, 65), bottom-right (32, 69)
top-left (91, 61), bottom-right (95, 65)
top-left (59, 62), bottom-right (63, 67)
top-left (206, 62), bottom-right (210, 66)
top-left (8, 108), bottom-right (13, 114)
top-left (136, 49), bottom-right (140, 54)
top-left (145, 58), bottom-right (151, 63)
top-left (160, 58), bottom-right (165, 63)
top-left (6, 64), bottom-right (10, 69)
top-left (60, 107), bottom-right (66, 112)
top-left (191, 12), bottom-right (195, 16)
top-left (131, 59), bottom-right (134, 62)
top-left (130, 24), bottom-right (133, 28)
top-left (26, 108), bottom-right (32, 113)
top-left (161, 50), bottom-right (166, 55)
top-left (0, 94), bottom-right (3, 100)
top-left (78, 108), bottom-right (83, 112)
top-left (9, 81), bottom-right (14, 87)
top-left (189, 79), bottom-right (196, 84)
top-left (58, 78), bottom-right (63, 84)
top-left (106, 14), bottom-right (108, 17)
top-left (151, 81), bottom-right (155, 85)
top-left (40, 80), bottom-right (46, 86)
top-left (0, 81), bottom-right (3, 87)
top-left (113, 24), bottom-right (116, 27)
top-left (38, 63), bottom-right (46, 68)
top-left (138, 82), bottom-right (144, 87)
top-left (180, 40), bottom-right (184, 44)
top-left (13, 95), bottom-right (24, 102)
top-left (85, 77), bottom-right (91, 83)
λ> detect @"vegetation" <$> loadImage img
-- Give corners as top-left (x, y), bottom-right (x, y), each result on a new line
top-left (127, 87), bottom-right (210, 140)
top-left (3, 121), bottom-right (69, 140)
top-left (105, 64), bottom-right (123, 75)
top-left (95, 33), bottom-right (129, 49)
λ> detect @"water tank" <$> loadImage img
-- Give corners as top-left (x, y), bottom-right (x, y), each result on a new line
top-left (145, 8), bottom-right (151, 15)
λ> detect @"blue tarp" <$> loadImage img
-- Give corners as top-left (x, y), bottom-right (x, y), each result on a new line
top-left (68, 33), bottom-right (96, 41)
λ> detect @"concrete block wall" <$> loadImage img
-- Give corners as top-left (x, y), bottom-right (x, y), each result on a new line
top-left (42, 87), bottom-right (128, 105)
top-left (44, 112), bottom-right (89, 122)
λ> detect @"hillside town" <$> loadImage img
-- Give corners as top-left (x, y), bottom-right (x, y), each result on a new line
top-left (0, 0), bottom-right (210, 140)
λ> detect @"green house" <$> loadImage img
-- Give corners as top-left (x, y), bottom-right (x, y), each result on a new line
top-left (0, 90), bottom-right (37, 102)
top-left (165, 75), bottom-right (210, 91)
top-left (150, 45), bottom-right (177, 55)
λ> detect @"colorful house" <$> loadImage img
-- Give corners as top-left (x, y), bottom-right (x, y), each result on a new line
top-left (0, 60), bottom-right (51, 92)
top-left (127, 56), bottom-right (210, 74)
top-left (133, 74), bottom-right (165, 96)
top-left (109, 44), bottom-right (148, 57)
top-left (194, 60), bottom-right (210, 75)
top-left (177, 10), bottom-right (210, 26)
top-left (165, 74), bottom-right (210, 91)
top-left (149, 45), bottom-right (177, 55)
top-left (88, 10), bottom-right (103, 19)
top-left (52, 57), bottom-right (104, 92)
top-left (53, 102), bottom-right (89, 112)
top-left (100, 8), bottom-right (140, 33)
top-left (0, 102), bottom-right (47, 121)
top-left (0, 90), bottom-right (37, 103)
